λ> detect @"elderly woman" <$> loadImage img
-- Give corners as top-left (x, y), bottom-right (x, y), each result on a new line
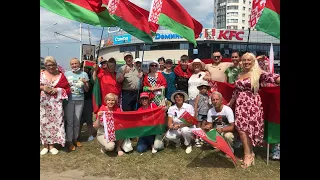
top-left (93, 58), bottom-right (121, 108)
top-left (166, 90), bottom-right (195, 154)
top-left (187, 58), bottom-right (206, 106)
top-left (64, 58), bottom-right (89, 151)
top-left (143, 60), bottom-right (167, 106)
top-left (227, 52), bottom-right (280, 168)
top-left (40, 56), bottom-right (70, 155)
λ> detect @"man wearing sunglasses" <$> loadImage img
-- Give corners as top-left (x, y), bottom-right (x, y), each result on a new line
top-left (203, 51), bottom-right (232, 82)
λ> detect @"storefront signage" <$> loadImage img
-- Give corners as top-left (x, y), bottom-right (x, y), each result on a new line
top-left (113, 34), bottom-right (131, 45)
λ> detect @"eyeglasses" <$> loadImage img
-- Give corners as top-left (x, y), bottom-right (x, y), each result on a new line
top-left (213, 56), bottom-right (221, 59)
top-left (231, 56), bottom-right (239, 58)
top-left (150, 64), bottom-right (158, 67)
top-left (45, 64), bottom-right (56, 67)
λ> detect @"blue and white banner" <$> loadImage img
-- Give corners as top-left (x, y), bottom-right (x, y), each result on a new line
top-left (113, 34), bottom-right (131, 45)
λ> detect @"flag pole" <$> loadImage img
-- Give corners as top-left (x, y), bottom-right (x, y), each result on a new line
top-left (245, 27), bottom-right (251, 52)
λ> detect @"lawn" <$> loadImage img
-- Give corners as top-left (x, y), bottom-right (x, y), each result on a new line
top-left (40, 126), bottom-right (280, 180)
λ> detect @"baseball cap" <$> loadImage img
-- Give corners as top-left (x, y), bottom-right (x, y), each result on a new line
top-left (134, 58), bottom-right (142, 63)
top-left (140, 92), bottom-right (150, 99)
top-left (123, 51), bottom-right (133, 57)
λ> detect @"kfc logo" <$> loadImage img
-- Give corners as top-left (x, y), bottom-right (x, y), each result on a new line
top-left (217, 30), bottom-right (244, 41)
top-left (204, 28), bottom-right (216, 40)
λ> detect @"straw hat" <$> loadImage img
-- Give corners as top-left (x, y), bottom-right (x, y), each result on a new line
top-left (170, 90), bottom-right (189, 103)
top-left (189, 58), bottom-right (205, 70)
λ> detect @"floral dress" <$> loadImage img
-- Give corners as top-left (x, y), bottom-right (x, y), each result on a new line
top-left (40, 71), bottom-right (69, 146)
top-left (232, 72), bottom-right (280, 147)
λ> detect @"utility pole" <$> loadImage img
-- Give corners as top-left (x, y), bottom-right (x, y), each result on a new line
top-left (79, 22), bottom-right (82, 62)
top-left (88, 25), bottom-right (91, 45)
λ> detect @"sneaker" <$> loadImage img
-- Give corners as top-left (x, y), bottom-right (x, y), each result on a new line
top-left (185, 145), bottom-right (192, 154)
top-left (87, 135), bottom-right (94, 142)
top-left (195, 141), bottom-right (202, 148)
top-left (68, 145), bottom-right (76, 151)
top-left (75, 141), bottom-right (82, 147)
top-left (49, 148), bottom-right (59, 155)
top-left (40, 148), bottom-right (49, 155)
top-left (100, 148), bottom-right (107, 154)
top-left (152, 147), bottom-right (157, 154)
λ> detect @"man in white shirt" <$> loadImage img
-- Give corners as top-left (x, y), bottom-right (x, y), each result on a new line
top-left (203, 91), bottom-right (235, 152)
top-left (166, 91), bottom-right (195, 154)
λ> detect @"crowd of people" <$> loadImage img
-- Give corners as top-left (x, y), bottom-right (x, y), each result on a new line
top-left (40, 50), bottom-right (280, 168)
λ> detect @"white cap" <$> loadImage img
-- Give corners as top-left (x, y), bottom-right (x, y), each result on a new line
top-left (134, 58), bottom-right (142, 63)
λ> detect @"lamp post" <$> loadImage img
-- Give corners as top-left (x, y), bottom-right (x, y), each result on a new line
top-left (40, 22), bottom-right (58, 58)
top-left (40, 45), bottom-right (58, 56)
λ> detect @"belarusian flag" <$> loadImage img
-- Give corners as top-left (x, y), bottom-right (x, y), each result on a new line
top-left (92, 78), bottom-right (102, 114)
top-left (178, 111), bottom-right (197, 126)
top-left (148, 0), bottom-right (203, 47)
top-left (83, 60), bottom-right (96, 69)
top-left (113, 107), bottom-right (166, 140)
top-left (255, 0), bottom-right (280, 39)
top-left (192, 128), bottom-right (237, 165)
top-left (40, 0), bottom-right (116, 27)
top-left (104, 0), bottom-right (157, 44)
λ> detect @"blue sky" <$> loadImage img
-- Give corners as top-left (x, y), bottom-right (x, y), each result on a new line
top-left (40, 0), bottom-right (215, 70)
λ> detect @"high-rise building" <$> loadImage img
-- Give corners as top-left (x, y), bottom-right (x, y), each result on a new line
top-left (213, 0), bottom-right (253, 30)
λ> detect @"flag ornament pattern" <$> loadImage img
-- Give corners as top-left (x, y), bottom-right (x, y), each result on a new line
top-left (107, 0), bottom-right (120, 14)
top-left (148, 0), bottom-right (163, 24)
top-left (83, 60), bottom-right (96, 69)
top-left (192, 128), bottom-right (237, 165)
top-left (178, 111), bottom-right (198, 126)
top-left (101, 111), bottom-right (116, 142)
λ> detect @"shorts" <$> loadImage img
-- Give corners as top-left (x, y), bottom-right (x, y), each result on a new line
top-left (197, 114), bottom-right (207, 122)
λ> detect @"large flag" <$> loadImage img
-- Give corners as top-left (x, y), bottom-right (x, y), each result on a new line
top-left (192, 128), bottom-right (237, 165)
top-left (213, 81), bottom-right (280, 144)
top-left (255, 0), bottom-right (280, 39)
top-left (105, 0), bottom-right (157, 44)
top-left (112, 107), bottom-right (166, 140)
top-left (83, 60), bottom-right (96, 69)
top-left (249, 0), bottom-right (266, 28)
top-left (92, 78), bottom-right (102, 113)
top-left (148, 0), bottom-right (203, 47)
top-left (40, 0), bottom-right (117, 27)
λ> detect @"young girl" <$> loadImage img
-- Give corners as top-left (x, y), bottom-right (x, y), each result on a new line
top-left (194, 81), bottom-right (211, 147)
top-left (94, 93), bottom-right (124, 156)
top-left (136, 92), bottom-right (158, 154)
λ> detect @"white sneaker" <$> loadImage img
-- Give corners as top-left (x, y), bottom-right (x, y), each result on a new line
top-left (87, 135), bottom-right (94, 142)
top-left (49, 148), bottom-right (59, 155)
top-left (40, 148), bottom-right (49, 155)
top-left (152, 147), bottom-right (157, 154)
top-left (195, 139), bottom-right (202, 147)
top-left (185, 145), bottom-right (192, 154)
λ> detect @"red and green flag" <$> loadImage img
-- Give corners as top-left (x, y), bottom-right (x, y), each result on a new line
top-left (92, 78), bottom-right (102, 113)
top-left (104, 0), bottom-right (158, 44)
top-left (178, 111), bottom-right (198, 126)
top-left (40, 0), bottom-right (117, 27)
top-left (83, 60), bottom-right (96, 69)
top-left (113, 107), bottom-right (166, 140)
top-left (148, 0), bottom-right (203, 47)
top-left (255, 0), bottom-right (280, 39)
top-left (192, 128), bottom-right (237, 165)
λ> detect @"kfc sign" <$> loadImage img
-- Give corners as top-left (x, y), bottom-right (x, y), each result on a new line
top-left (204, 29), bottom-right (244, 41)
top-left (218, 30), bottom-right (244, 41)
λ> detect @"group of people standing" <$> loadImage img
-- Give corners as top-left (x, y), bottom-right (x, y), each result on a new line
top-left (40, 50), bottom-right (280, 168)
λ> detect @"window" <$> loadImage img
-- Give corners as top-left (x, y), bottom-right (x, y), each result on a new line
top-left (249, 1), bottom-right (251, 5)
top-left (227, 12), bottom-right (239, 17)
top-left (228, 25), bottom-right (238, 30)
top-left (227, 19), bottom-right (238, 23)
top-left (227, 5), bottom-right (239, 10)
top-left (242, 26), bottom-right (245, 30)
top-left (242, 13), bottom-right (245, 17)
top-left (242, 20), bottom-right (245, 23)
top-left (243, 0), bottom-right (246, 3)
top-left (249, 8), bottom-right (251, 11)
top-left (180, 43), bottom-right (189, 50)
top-left (120, 46), bottom-right (136, 52)
top-left (243, 7), bottom-right (246, 10)
top-left (227, 26), bottom-right (231, 29)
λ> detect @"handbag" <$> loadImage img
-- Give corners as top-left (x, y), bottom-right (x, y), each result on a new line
top-left (121, 138), bottom-right (133, 152)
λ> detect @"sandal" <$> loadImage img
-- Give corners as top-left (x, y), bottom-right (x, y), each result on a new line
top-left (241, 154), bottom-right (255, 168)
top-left (117, 150), bottom-right (124, 156)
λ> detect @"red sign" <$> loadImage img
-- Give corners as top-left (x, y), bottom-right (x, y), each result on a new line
top-left (217, 30), bottom-right (244, 41)
top-left (204, 28), bottom-right (216, 40)
top-left (250, 0), bottom-right (266, 28)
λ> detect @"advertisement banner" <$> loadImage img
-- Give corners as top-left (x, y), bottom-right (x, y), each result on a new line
top-left (113, 34), bottom-right (131, 45)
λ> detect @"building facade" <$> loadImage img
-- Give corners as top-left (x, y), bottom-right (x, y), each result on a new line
top-left (214, 0), bottom-right (252, 30)
top-left (97, 28), bottom-right (279, 67)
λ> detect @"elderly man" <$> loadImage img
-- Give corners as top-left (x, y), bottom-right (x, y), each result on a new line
top-left (202, 91), bottom-right (235, 153)
top-left (117, 52), bottom-right (143, 111)
top-left (203, 51), bottom-right (232, 82)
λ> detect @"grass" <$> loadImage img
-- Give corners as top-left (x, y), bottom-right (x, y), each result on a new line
top-left (40, 125), bottom-right (280, 180)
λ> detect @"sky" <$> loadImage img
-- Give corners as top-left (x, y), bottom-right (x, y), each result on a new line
top-left (40, 0), bottom-right (215, 70)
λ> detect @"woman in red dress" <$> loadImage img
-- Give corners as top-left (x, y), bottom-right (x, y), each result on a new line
top-left (227, 52), bottom-right (280, 168)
